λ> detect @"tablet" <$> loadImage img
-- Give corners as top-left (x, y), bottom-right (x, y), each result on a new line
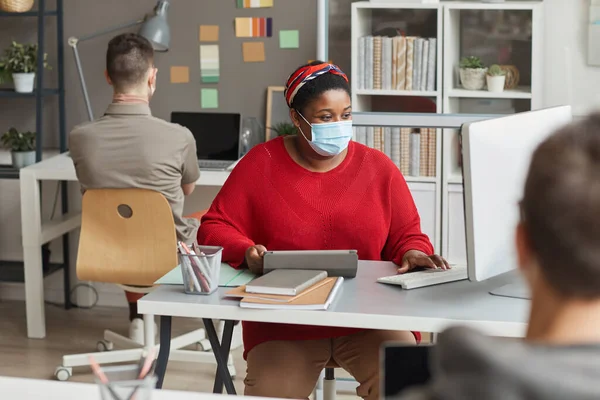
top-left (263, 250), bottom-right (358, 278)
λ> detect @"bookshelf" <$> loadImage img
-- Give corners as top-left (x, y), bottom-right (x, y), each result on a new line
top-left (351, 1), bottom-right (544, 264)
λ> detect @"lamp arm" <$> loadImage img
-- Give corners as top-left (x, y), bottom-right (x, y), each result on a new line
top-left (67, 19), bottom-right (144, 121)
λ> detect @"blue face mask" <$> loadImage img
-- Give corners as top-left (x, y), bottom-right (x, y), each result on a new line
top-left (297, 112), bottom-right (353, 157)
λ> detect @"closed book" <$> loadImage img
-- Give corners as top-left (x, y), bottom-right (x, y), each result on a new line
top-left (413, 38), bottom-right (423, 91)
top-left (419, 128), bottom-right (429, 176)
top-left (391, 127), bottom-right (401, 168)
top-left (392, 37), bottom-right (398, 90)
top-left (366, 127), bottom-right (375, 148)
top-left (405, 37), bottom-right (415, 91)
top-left (428, 128), bottom-right (437, 177)
top-left (397, 36), bottom-right (407, 90)
top-left (373, 36), bottom-right (382, 90)
top-left (356, 126), bottom-right (367, 145)
top-left (409, 131), bottom-right (420, 177)
top-left (384, 127), bottom-right (392, 158)
top-left (384, 37), bottom-right (393, 90)
top-left (366, 36), bottom-right (374, 90)
top-left (374, 127), bottom-right (382, 151)
top-left (239, 277), bottom-right (344, 310)
top-left (400, 128), bottom-right (411, 174)
top-left (420, 39), bottom-right (429, 91)
top-left (427, 38), bottom-right (437, 92)
top-left (245, 269), bottom-right (328, 296)
top-left (358, 36), bottom-right (366, 90)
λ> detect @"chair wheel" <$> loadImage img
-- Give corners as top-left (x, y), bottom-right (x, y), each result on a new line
top-left (196, 339), bottom-right (211, 352)
top-left (55, 366), bottom-right (72, 381)
top-left (97, 340), bottom-right (113, 351)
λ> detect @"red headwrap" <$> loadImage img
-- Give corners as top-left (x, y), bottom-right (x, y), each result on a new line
top-left (284, 63), bottom-right (349, 108)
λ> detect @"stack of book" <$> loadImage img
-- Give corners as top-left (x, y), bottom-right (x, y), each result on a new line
top-left (225, 269), bottom-right (344, 310)
top-left (354, 127), bottom-right (437, 177)
top-left (357, 35), bottom-right (437, 92)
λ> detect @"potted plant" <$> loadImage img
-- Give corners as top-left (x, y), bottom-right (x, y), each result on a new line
top-left (1, 127), bottom-right (36, 169)
top-left (459, 56), bottom-right (487, 91)
top-left (0, 60), bottom-right (8, 85)
top-left (270, 122), bottom-right (297, 138)
top-left (486, 64), bottom-right (507, 93)
top-left (1, 41), bottom-right (50, 93)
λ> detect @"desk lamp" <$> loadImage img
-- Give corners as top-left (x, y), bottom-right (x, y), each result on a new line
top-left (68, 0), bottom-right (171, 121)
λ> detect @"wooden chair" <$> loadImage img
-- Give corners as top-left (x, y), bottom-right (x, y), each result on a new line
top-left (55, 189), bottom-right (235, 381)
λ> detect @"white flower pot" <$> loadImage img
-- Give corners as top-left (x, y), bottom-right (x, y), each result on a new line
top-left (12, 72), bottom-right (35, 93)
top-left (486, 75), bottom-right (506, 93)
top-left (459, 68), bottom-right (487, 90)
top-left (11, 150), bottom-right (36, 169)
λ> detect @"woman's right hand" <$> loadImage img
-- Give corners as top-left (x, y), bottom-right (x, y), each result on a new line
top-left (245, 245), bottom-right (268, 275)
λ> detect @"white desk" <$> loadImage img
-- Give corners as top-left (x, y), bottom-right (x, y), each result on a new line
top-left (138, 261), bottom-right (529, 394)
top-left (19, 152), bottom-right (230, 339)
top-left (0, 376), bottom-right (271, 400)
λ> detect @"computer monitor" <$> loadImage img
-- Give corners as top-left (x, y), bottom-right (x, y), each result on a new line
top-left (461, 106), bottom-right (573, 284)
top-left (171, 112), bottom-right (241, 161)
top-left (381, 343), bottom-right (432, 399)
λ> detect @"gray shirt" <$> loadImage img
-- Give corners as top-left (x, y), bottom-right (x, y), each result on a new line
top-left (399, 326), bottom-right (600, 400)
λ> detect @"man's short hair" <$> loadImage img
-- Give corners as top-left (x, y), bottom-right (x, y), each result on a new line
top-left (522, 113), bottom-right (600, 298)
top-left (106, 33), bottom-right (154, 91)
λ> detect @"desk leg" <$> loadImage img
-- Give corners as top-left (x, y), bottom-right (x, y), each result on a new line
top-left (203, 319), bottom-right (237, 395)
top-left (155, 316), bottom-right (172, 389)
top-left (20, 172), bottom-right (45, 339)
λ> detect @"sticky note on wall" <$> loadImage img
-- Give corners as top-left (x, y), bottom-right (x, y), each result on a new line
top-left (201, 88), bottom-right (218, 108)
top-left (242, 42), bottom-right (266, 62)
top-left (237, 0), bottom-right (273, 8)
top-left (235, 17), bottom-right (273, 38)
top-left (279, 30), bottom-right (299, 49)
top-left (200, 45), bottom-right (220, 83)
top-left (199, 25), bottom-right (219, 42)
top-left (170, 66), bottom-right (190, 83)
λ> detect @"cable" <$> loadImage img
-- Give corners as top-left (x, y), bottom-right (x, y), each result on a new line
top-left (44, 282), bottom-right (99, 310)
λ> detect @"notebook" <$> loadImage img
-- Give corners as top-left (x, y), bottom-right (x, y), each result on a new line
top-left (154, 263), bottom-right (256, 287)
top-left (225, 275), bottom-right (332, 303)
top-left (238, 277), bottom-right (344, 310)
top-left (245, 269), bottom-right (327, 296)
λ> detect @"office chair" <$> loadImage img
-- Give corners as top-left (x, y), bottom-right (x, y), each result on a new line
top-left (55, 188), bottom-right (235, 381)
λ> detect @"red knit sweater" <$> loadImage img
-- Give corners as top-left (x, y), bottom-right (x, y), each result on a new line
top-left (197, 137), bottom-right (434, 357)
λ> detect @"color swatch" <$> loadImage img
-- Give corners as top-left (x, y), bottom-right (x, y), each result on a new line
top-left (235, 17), bottom-right (273, 38)
top-left (279, 30), bottom-right (299, 49)
top-left (170, 66), bottom-right (190, 83)
top-left (199, 25), bottom-right (219, 42)
top-left (200, 45), bottom-right (219, 83)
top-left (201, 88), bottom-right (218, 108)
top-left (242, 42), bottom-right (266, 62)
top-left (236, 0), bottom-right (273, 8)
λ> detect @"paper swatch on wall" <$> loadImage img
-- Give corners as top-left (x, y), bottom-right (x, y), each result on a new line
top-left (200, 45), bottom-right (219, 83)
top-left (199, 25), bottom-right (219, 42)
top-left (170, 66), bottom-right (189, 83)
top-left (242, 42), bottom-right (265, 62)
top-left (235, 17), bottom-right (273, 38)
top-left (279, 30), bottom-right (299, 49)
top-left (236, 0), bottom-right (273, 8)
top-left (201, 88), bottom-right (218, 108)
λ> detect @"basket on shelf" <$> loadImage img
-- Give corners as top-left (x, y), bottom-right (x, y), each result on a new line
top-left (500, 65), bottom-right (520, 90)
top-left (0, 0), bottom-right (34, 12)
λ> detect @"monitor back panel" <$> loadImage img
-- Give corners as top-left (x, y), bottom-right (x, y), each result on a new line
top-left (462, 106), bottom-right (572, 282)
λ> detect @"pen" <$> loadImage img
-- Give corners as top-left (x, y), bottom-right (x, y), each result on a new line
top-left (138, 346), bottom-right (156, 379)
top-left (89, 355), bottom-right (121, 400)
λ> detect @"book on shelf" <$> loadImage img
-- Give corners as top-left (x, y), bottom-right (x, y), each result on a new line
top-left (353, 127), bottom-right (437, 178)
top-left (357, 35), bottom-right (436, 93)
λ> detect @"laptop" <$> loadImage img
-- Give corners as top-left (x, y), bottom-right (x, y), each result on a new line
top-left (381, 343), bottom-right (432, 399)
top-left (171, 112), bottom-right (242, 170)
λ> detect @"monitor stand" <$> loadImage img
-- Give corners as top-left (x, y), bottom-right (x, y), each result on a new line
top-left (489, 274), bottom-right (531, 300)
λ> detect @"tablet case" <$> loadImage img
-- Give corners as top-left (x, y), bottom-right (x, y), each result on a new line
top-left (263, 250), bottom-right (358, 278)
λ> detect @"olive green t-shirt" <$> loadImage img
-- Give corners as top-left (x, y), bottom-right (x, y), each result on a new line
top-left (69, 103), bottom-right (201, 244)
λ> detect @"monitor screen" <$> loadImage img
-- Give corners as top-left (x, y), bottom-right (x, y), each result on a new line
top-left (381, 344), bottom-right (431, 399)
top-left (171, 112), bottom-right (241, 161)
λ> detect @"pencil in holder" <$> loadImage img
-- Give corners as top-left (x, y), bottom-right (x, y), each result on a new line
top-left (179, 245), bottom-right (222, 295)
top-left (96, 364), bottom-right (156, 400)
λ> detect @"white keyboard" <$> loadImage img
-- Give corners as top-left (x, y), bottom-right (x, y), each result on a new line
top-left (377, 265), bottom-right (468, 289)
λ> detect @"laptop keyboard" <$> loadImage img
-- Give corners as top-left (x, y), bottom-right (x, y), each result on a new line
top-left (198, 160), bottom-right (233, 169)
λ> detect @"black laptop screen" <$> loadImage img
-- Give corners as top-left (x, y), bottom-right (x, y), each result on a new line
top-left (171, 112), bottom-right (241, 161)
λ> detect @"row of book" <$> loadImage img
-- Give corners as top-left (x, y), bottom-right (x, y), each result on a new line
top-left (354, 127), bottom-right (437, 178)
top-left (357, 36), bottom-right (437, 92)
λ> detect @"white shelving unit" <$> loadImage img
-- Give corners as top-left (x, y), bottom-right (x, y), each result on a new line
top-left (351, 1), bottom-right (544, 263)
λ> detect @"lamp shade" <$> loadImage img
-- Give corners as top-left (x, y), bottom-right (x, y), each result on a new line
top-left (139, 0), bottom-right (170, 52)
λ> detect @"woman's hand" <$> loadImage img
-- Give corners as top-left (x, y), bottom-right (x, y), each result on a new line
top-left (397, 250), bottom-right (450, 274)
top-left (245, 245), bottom-right (268, 275)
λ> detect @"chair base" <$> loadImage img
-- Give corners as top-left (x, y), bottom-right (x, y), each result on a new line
top-left (55, 315), bottom-right (236, 381)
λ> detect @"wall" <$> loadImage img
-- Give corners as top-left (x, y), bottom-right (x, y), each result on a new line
top-left (0, 0), bottom-right (317, 305)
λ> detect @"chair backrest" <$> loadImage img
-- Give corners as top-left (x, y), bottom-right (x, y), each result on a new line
top-left (76, 188), bottom-right (178, 286)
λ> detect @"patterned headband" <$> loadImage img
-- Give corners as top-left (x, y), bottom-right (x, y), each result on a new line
top-left (284, 63), bottom-right (349, 108)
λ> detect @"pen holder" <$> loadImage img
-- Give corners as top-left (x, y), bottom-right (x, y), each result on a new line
top-left (179, 245), bottom-right (222, 295)
top-left (97, 365), bottom-right (156, 400)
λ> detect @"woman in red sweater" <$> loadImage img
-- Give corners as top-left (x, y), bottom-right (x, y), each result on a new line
top-left (198, 61), bottom-right (449, 400)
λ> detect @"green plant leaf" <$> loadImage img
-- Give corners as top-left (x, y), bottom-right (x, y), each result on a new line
top-left (2, 41), bottom-right (51, 74)
top-left (269, 122), bottom-right (297, 136)
top-left (1, 128), bottom-right (36, 152)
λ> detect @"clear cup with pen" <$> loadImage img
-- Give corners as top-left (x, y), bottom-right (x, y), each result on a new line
top-left (178, 243), bottom-right (222, 295)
